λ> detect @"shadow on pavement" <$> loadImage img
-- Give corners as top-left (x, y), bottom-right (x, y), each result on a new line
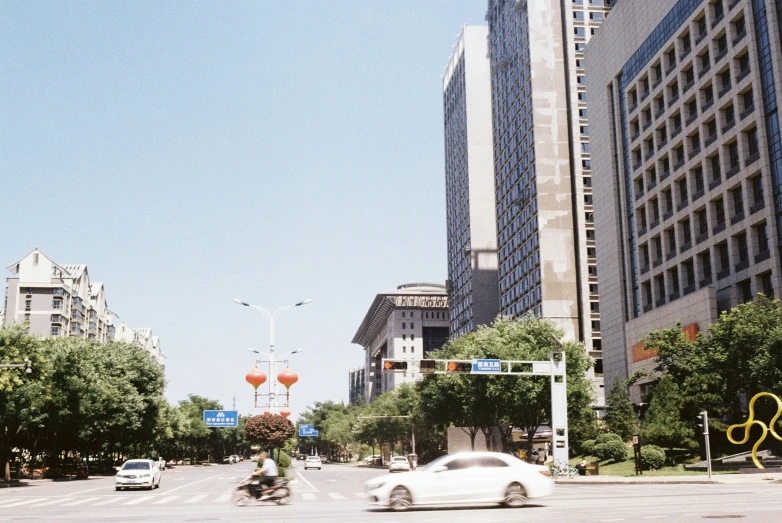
top-left (365, 503), bottom-right (548, 513)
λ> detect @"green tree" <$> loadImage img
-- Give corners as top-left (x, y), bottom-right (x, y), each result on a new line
top-left (604, 379), bottom-right (636, 441)
top-left (641, 376), bottom-right (695, 455)
top-left (244, 414), bottom-right (295, 451)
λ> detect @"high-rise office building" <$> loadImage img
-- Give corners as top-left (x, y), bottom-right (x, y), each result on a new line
top-left (587, 0), bottom-right (782, 400)
top-left (443, 26), bottom-right (500, 338)
top-left (486, 0), bottom-right (613, 397)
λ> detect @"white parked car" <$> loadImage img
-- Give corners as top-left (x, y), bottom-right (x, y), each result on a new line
top-left (388, 456), bottom-right (411, 472)
top-left (231, 454), bottom-right (243, 463)
top-left (304, 456), bottom-right (322, 470)
top-left (149, 457), bottom-right (166, 470)
top-left (115, 459), bottom-right (161, 490)
top-left (365, 452), bottom-right (553, 511)
top-left (364, 454), bottom-right (382, 465)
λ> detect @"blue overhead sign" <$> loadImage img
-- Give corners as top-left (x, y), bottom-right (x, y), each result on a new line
top-left (472, 359), bottom-right (502, 374)
top-left (203, 410), bottom-right (238, 427)
top-left (299, 424), bottom-right (319, 437)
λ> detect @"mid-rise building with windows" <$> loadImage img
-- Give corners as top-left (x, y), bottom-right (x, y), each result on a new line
top-left (5, 248), bottom-right (116, 342)
top-left (586, 0), bottom-right (782, 400)
top-left (485, 0), bottom-right (614, 403)
top-left (4, 248), bottom-right (164, 369)
top-left (352, 283), bottom-right (449, 401)
top-left (443, 26), bottom-right (500, 339)
top-left (348, 367), bottom-right (366, 405)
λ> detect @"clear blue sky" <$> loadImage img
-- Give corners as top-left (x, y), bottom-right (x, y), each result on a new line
top-left (1, 1), bottom-right (487, 419)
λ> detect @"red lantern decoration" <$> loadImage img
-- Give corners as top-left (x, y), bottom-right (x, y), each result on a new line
top-left (277, 367), bottom-right (299, 389)
top-left (280, 408), bottom-right (291, 418)
top-left (245, 367), bottom-right (267, 389)
top-left (263, 409), bottom-right (271, 415)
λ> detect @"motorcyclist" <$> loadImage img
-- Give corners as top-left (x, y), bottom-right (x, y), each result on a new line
top-left (251, 451), bottom-right (278, 500)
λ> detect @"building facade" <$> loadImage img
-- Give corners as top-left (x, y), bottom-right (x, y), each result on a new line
top-left (485, 0), bottom-right (614, 401)
top-left (5, 248), bottom-right (116, 342)
top-left (4, 248), bottom-right (164, 370)
top-left (587, 0), bottom-right (782, 400)
top-left (348, 367), bottom-right (366, 405)
top-left (352, 283), bottom-right (449, 401)
top-left (443, 26), bottom-right (500, 339)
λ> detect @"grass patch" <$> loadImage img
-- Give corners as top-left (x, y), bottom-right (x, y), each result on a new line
top-left (569, 447), bottom-right (732, 477)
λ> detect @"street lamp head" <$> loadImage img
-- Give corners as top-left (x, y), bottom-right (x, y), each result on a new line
top-left (292, 349), bottom-right (304, 354)
top-left (296, 299), bottom-right (313, 306)
top-left (247, 348), bottom-right (260, 354)
top-left (25, 367), bottom-right (32, 375)
top-left (233, 298), bottom-right (249, 306)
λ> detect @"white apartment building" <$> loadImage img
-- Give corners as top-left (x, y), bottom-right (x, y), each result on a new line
top-left (443, 26), bottom-right (500, 339)
top-left (4, 248), bottom-right (164, 370)
top-left (352, 283), bottom-right (449, 401)
top-left (587, 0), bottom-right (782, 400)
top-left (5, 248), bottom-right (116, 342)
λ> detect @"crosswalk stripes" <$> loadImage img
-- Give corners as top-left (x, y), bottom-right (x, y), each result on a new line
top-left (0, 498), bottom-right (21, 507)
top-left (151, 496), bottom-right (179, 505)
top-left (214, 493), bottom-right (232, 503)
top-left (353, 492), bottom-right (367, 498)
top-left (122, 496), bottom-right (153, 505)
top-left (328, 493), bottom-right (347, 500)
top-left (92, 497), bottom-right (122, 506)
top-left (183, 494), bottom-right (208, 504)
top-left (62, 497), bottom-right (101, 506)
top-left (1, 498), bottom-right (47, 507)
top-left (301, 493), bottom-right (317, 501)
top-left (36, 497), bottom-right (75, 507)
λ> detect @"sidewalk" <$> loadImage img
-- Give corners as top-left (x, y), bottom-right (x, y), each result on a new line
top-left (556, 472), bottom-right (782, 485)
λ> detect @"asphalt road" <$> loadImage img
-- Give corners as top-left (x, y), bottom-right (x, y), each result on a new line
top-left (1, 461), bottom-right (780, 522)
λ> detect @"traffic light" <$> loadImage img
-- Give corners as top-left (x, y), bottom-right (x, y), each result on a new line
top-left (383, 360), bottom-right (408, 371)
top-left (419, 359), bottom-right (436, 374)
top-left (446, 361), bottom-right (472, 373)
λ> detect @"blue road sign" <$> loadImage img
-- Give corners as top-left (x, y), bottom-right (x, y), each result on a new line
top-left (472, 359), bottom-right (502, 374)
top-left (203, 410), bottom-right (238, 427)
top-left (298, 424), bottom-right (319, 437)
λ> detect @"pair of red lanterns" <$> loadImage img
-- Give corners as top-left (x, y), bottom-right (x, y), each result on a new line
top-left (245, 366), bottom-right (299, 418)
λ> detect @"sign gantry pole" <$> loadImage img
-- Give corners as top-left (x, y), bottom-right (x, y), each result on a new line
top-left (381, 352), bottom-right (569, 462)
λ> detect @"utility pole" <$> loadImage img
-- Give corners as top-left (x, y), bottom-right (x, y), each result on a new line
top-left (700, 411), bottom-right (713, 480)
top-left (232, 394), bottom-right (236, 411)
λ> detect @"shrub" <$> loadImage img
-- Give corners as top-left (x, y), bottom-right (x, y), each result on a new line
top-left (595, 432), bottom-right (624, 445)
top-left (275, 450), bottom-right (291, 476)
top-left (593, 440), bottom-right (628, 462)
top-left (641, 446), bottom-right (666, 470)
top-left (581, 439), bottom-right (596, 456)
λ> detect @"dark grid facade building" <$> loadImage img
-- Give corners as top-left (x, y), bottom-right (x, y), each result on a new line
top-left (587, 0), bottom-right (782, 398)
top-left (444, 26), bottom-right (500, 339)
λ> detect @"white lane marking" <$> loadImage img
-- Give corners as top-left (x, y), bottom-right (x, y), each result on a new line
top-left (122, 496), bottom-right (153, 505)
top-left (0, 498), bottom-right (22, 506)
top-left (92, 497), bottom-right (122, 506)
top-left (62, 497), bottom-right (101, 506)
top-left (151, 496), bottom-right (179, 505)
top-left (642, 517), bottom-right (668, 520)
top-left (35, 498), bottom-right (75, 507)
top-left (301, 493), bottom-right (317, 501)
top-left (183, 494), bottom-right (208, 503)
top-left (328, 492), bottom-right (347, 500)
top-left (353, 492), bottom-right (367, 498)
top-left (295, 470), bottom-right (320, 492)
top-left (1, 498), bottom-right (46, 507)
top-left (160, 473), bottom-right (223, 494)
top-left (69, 483), bottom-right (116, 495)
top-left (602, 520), bottom-right (626, 522)
top-left (214, 493), bottom-right (231, 503)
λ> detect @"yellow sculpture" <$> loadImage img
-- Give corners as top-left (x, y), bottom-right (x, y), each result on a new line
top-left (726, 392), bottom-right (782, 469)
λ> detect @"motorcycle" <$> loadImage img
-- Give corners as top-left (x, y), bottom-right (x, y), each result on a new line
top-left (232, 476), bottom-right (292, 506)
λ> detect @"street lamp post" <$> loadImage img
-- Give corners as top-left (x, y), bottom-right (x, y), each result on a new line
top-left (0, 358), bottom-right (32, 374)
top-left (234, 298), bottom-right (311, 413)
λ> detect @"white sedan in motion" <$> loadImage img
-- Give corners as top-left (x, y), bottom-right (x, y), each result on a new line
top-left (365, 452), bottom-right (553, 511)
top-left (115, 459), bottom-right (161, 490)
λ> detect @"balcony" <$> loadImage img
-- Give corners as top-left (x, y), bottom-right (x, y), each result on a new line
top-left (677, 200), bottom-right (689, 212)
top-left (703, 97), bottom-right (714, 111)
top-left (671, 126), bottom-right (682, 138)
top-left (674, 158), bottom-right (686, 171)
top-left (680, 241), bottom-right (692, 253)
top-left (719, 83), bottom-right (732, 99)
top-left (699, 63), bottom-right (712, 78)
top-left (726, 165), bottom-right (740, 178)
top-left (683, 284), bottom-right (696, 295)
top-left (650, 218), bottom-right (660, 229)
top-left (643, 303), bottom-right (655, 312)
top-left (663, 209), bottom-right (674, 220)
top-left (717, 268), bottom-right (731, 280)
top-left (740, 105), bottom-right (755, 119)
top-left (756, 250), bottom-right (771, 263)
top-left (705, 134), bottom-right (718, 147)
top-left (661, 169), bottom-right (671, 181)
top-left (712, 222), bottom-right (726, 235)
top-left (656, 297), bottom-right (667, 307)
top-left (722, 119), bottom-right (736, 134)
top-left (700, 276), bottom-right (713, 287)
top-left (653, 257), bottom-right (663, 268)
top-left (709, 177), bottom-right (722, 190)
top-left (696, 232), bottom-right (710, 244)
top-left (686, 112), bottom-right (699, 126)
top-left (733, 30), bottom-right (746, 46)
top-left (750, 200), bottom-right (765, 214)
top-left (735, 259), bottom-right (750, 272)
top-left (731, 212), bottom-right (745, 225)
top-left (689, 145), bottom-right (702, 159)
top-left (746, 152), bottom-right (760, 166)
top-left (640, 264), bottom-right (650, 275)
top-left (667, 250), bottom-right (677, 261)
top-left (669, 291), bottom-right (681, 301)
top-left (736, 66), bottom-right (751, 83)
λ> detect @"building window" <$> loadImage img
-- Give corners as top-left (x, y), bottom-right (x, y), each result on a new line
top-left (411, 346), bottom-right (415, 353)
top-left (33, 253), bottom-right (39, 266)
top-left (411, 334), bottom-right (415, 341)
top-left (410, 323), bottom-right (414, 329)
top-left (756, 223), bottom-right (769, 254)
top-left (402, 322), bottom-right (406, 329)
top-left (402, 334), bottom-right (406, 340)
top-left (403, 347), bottom-right (407, 353)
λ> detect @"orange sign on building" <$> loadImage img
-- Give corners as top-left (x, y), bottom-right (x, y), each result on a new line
top-left (631, 323), bottom-right (699, 362)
